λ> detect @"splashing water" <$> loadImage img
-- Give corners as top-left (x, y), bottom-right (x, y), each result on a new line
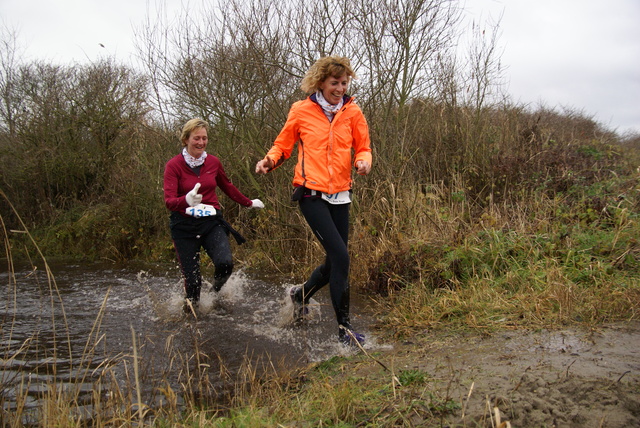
top-left (1, 261), bottom-right (381, 416)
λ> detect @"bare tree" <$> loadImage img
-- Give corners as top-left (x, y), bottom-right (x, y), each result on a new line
top-left (0, 58), bottom-right (149, 219)
top-left (351, 0), bottom-right (460, 111)
top-left (73, 59), bottom-right (150, 188)
top-left (133, 0), bottom-right (510, 207)
top-left (462, 13), bottom-right (504, 112)
top-left (0, 24), bottom-right (21, 138)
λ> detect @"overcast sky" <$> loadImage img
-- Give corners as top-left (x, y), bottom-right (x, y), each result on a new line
top-left (466, 0), bottom-right (640, 135)
top-left (2, 0), bottom-right (639, 135)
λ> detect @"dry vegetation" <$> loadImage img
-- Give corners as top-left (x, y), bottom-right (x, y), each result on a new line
top-left (1, 0), bottom-right (639, 425)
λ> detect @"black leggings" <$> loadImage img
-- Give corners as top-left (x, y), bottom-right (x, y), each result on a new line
top-left (172, 224), bottom-right (233, 302)
top-left (298, 197), bottom-right (351, 327)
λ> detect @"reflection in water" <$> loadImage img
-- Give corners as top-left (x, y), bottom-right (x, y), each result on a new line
top-left (0, 261), bottom-right (377, 418)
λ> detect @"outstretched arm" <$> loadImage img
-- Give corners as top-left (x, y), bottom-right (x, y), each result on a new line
top-left (255, 157), bottom-right (274, 175)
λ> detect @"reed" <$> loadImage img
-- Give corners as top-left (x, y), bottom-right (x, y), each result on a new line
top-left (2, 1), bottom-right (639, 423)
top-left (2, 162), bottom-right (638, 426)
top-left (365, 173), bottom-right (640, 336)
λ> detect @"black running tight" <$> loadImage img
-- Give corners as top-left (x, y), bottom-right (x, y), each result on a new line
top-left (172, 225), bottom-right (233, 302)
top-left (297, 196), bottom-right (351, 327)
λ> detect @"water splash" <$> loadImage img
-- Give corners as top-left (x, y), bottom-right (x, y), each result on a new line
top-left (1, 262), bottom-right (380, 415)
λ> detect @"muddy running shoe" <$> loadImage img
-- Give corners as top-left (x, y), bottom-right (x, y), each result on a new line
top-left (183, 298), bottom-right (198, 317)
top-left (339, 325), bottom-right (365, 347)
top-left (289, 286), bottom-right (308, 324)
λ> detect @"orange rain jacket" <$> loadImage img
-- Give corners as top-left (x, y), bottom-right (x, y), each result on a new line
top-left (264, 94), bottom-right (372, 195)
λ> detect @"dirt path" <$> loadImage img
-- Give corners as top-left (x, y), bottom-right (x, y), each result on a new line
top-left (366, 321), bottom-right (640, 427)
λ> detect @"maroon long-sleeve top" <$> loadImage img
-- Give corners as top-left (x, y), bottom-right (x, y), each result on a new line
top-left (163, 154), bottom-right (252, 213)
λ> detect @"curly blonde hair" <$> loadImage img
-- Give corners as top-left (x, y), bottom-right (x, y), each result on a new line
top-left (300, 56), bottom-right (356, 94)
top-left (180, 118), bottom-right (209, 147)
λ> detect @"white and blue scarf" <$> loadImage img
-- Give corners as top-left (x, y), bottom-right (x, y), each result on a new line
top-left (182, 147), bottom-right (207, 168)
top-left (315, 91), bottom-right (344, 122)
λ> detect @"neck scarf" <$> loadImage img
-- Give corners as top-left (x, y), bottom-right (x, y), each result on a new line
top-left (315, 91), bottom-right (344, 122)
top-left (182, 147), bottom-right (207, 168)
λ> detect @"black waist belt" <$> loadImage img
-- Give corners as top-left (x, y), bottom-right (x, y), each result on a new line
top-left (169, 211), bottom-right (246, 245)
top-left (218, 217), bottom-right (247, 245)
top-left (292, 186), bottom-right (322, 201)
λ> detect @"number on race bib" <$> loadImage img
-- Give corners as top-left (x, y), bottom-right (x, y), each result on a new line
top-left (321, 190), bottom-right (351, 204)
top-left (185, 204), bottom-right (216, 218)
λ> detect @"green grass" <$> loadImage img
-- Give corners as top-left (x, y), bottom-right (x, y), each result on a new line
top-left (3, 111), bottom-right (640, 427)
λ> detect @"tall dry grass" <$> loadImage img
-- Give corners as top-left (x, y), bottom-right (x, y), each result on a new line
top-left (1, 191), bottom-right (302, 427)
top-left (359, 165), bottom-right (640, 336)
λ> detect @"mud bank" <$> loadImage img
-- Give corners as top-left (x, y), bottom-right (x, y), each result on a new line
top-left (364, 321), bottom-right (640, 427)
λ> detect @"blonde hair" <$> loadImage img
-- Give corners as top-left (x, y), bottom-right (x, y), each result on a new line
top-left (180, 118), bottom-right (209, 147)
top-left (300, 56), bottom-right (356, 94)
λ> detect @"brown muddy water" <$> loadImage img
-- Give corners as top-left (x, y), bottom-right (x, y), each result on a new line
top-left (0, 261), bottom-right (378, 421)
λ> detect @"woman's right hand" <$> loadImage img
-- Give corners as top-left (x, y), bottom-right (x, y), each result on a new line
top-left (186, 183), bottom-right (202, 206)
top-left (255, 158), bottom-right (272, 175)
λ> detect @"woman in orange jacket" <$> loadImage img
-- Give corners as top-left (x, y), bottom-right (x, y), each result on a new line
top-left (255, 56), bottom-right (372, 346)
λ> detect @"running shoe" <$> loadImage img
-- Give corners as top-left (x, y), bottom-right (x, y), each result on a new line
top-left (339, 325), bottom-right (365, 346)
top-left (183, 298), bottom-right (198, 317)
top-left (290, 286), bottom-right (308, 323)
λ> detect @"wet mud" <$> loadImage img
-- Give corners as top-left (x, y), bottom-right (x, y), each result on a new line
top-left (3, 262), bottom-right (638, 427)
top-left (372, 321), bottom-right (640, 427)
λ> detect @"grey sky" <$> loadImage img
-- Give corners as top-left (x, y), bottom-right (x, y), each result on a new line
top-left (2, 0), bottom-right (638, 134)
top-left (466, 0), bottom-right (640, 135)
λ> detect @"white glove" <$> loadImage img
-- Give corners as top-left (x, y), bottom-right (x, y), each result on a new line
top-left (186, 183), bottom-right (202, 207)
top-left (249, 199), bottom-right (264, 209)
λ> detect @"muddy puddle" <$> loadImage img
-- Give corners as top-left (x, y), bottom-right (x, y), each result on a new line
top-left (0, 261), bottom-right (378, 419)
top-left (2, 260), bottom-right (638, 426)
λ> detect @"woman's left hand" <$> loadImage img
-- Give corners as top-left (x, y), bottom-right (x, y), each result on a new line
top-left (249, 199), bottom-right (265, 209)
top-left (355, 161), bottom-right (371, 175)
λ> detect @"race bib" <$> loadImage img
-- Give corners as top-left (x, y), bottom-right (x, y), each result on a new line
top-left (185, 204), bottom-right (217, 218)
top-left (321, 190), bottom-right (351, 205)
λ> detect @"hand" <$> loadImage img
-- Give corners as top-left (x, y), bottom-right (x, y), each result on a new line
top-left (186, 183), bottom-right (202, 207)
top-left (355, 160), bottom-right (371, 175)
top-left (255, 158), bottom-right (272, 175)
top-left (249, 199), bottom-right (265, 209)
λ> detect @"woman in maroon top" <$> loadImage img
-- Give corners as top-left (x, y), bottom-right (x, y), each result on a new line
top-left (164, 118), bottom-right (264, 311)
